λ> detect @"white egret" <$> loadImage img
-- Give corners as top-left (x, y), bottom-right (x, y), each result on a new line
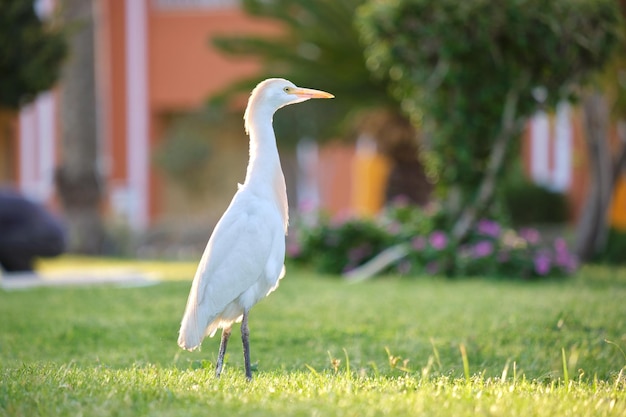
top-left (178, 78), bottom-right (334, 380)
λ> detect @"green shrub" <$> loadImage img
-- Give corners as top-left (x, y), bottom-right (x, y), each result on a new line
top-left (290, 214), bottom-right (393, 274)
top-left (403, 220), bottom-right (577, 279)
top-left (502, 181), bottom-right (569, 225)
top-left (290, 204), bottom-right (578, 279)
top-left (594, 228), bottom-right (626, 264)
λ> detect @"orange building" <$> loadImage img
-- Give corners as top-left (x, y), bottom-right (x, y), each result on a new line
top-left (10, 0), bottom-right (279, 230)
top-left (98, 0), bottom-right (284, 229)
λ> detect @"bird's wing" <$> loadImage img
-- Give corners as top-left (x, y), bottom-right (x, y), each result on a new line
top-left (178, 192), bottom-right (284, 350)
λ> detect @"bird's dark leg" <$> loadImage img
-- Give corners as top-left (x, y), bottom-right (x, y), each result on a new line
top-left (241, 310), bottom-right (252, 381)
top-left (215, 327), bottom-right (231, 378)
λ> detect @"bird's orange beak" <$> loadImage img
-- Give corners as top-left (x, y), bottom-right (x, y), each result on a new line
top-left (291, 87), bottom-right (334, 99)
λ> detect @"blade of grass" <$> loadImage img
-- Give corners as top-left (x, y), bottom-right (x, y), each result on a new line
top-left (501, 359), bottom-right (510, 382)
top-left (305, 364), bottom-right (321, 378)
top-left (460, 343), bottom-right (470, 383)
top-left (604, 339), bottom-right (626, 362)
top-left (562, 347), bottom-right (569, 386)
top-left (343, 348), bottom-right (351, 381)
top-left (430, 338), bottom-right (442, 370)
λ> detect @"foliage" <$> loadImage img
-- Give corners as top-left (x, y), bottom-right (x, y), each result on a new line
top-left (599, 1), bottom-right (626, 118)
top-left (378, 197), bottom-right (448, 238)
top-left (0, 0), bottom-right (66, 109)
top-left (289, 214), bottom-right (393, 273)
top-left (290, 204), bottom-right (578, 279)
top-left (593, 228), bottom-right (626, 264)
top-left (1, 261), bottom-right (626, 416)
top-left (211, 0), bottom-right (393, 145)
top-left (502, 180), bottom-right (569, 226)
top-left (357, 0), bottom-right (622, 207)
top-left (403, 220), bottom-right (577, 279)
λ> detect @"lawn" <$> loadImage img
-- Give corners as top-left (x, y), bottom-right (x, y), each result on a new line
top-left (1, 259), bottom-right (625, 416)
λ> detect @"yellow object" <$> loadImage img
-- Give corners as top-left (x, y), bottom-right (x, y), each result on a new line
top-left (610, 175), bottom-right (626, 231)
top-left (352, 150), bottom-right (391, 217)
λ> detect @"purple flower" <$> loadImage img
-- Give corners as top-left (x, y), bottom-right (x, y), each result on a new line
top-left (391, 195), bottom-right (410, 207)
top-left (553, 238), bottom-right (568, 253)
top-left (553, 238), bottom-right (578, 272)
top-left (412, 236), bottom-right (427, 251)
top-left (520, 228), bottom-right (541, 245)
top-left (477, 219), bottom-right (501, 238)
top-left (386, 221), bottom-right (401, 235)
top-left (286, 242), bottom-right (301, 257)
top-left (429, 231), bottom-right (448, 250)
top-left (348, 244), bottom-right (372, 263)
top-left (533, 252), bottom-right (551, 275)
top-left (564, 256), bottom-right (579, 273)
top-left (472, 240), bottom-right (494, 258)
top-left (426, 261), bottom-right (440, 275)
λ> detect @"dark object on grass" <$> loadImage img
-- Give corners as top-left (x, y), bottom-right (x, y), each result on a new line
top-left (0, 189), bottom-right (66, 272)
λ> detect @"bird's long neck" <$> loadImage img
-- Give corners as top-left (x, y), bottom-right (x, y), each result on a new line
top-left (244, 105), bottom-right (281, 186)
top-left (243, 106), bottom-right (289, 231)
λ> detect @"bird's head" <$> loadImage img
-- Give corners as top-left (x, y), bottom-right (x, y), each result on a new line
top-left (244, 78), bottom-right (334, 134)
top-left (254, 78), bottom-right (334, 108)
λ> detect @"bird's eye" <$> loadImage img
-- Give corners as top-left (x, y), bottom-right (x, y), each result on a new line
top-left (283, 87), bottom-right (291, 93)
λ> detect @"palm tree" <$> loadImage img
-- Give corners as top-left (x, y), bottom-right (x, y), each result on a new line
top-left (55, 0), bottom-right (105, 254)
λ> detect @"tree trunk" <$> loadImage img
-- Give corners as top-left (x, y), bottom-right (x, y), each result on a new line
top-left (359, 109), bottom-right (433, 206)
top-left (452, 88), bottom-right (522, 242)
top-left (384, 144), bottom-right (432, 206)
top-left (574, 92), bottom-right (610, 260)
top-left (55, 0), bottom-right (105, 254)
top-left (575, 92), bottom-right (626, 261)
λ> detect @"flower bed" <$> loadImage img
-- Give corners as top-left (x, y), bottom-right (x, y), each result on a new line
top-left (289, 204), bottom-right (578, 279)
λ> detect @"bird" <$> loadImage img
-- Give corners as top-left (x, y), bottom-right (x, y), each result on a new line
top-left (177, 78), bottom-right (334, 380)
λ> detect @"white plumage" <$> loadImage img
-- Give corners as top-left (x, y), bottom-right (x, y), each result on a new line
top-left (177, 78), bottom-right (333, 380)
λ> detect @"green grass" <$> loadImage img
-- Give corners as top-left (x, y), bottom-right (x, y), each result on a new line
top-left (1, 259), bottom-right (625, 416)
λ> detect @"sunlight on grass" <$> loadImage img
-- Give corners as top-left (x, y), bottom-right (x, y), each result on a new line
top-left (1, 259), bottom-right (626, 416)
top-left (36, 255), bottom-right (197, 281)
top-left (2, 364), bottom-right (624, 417)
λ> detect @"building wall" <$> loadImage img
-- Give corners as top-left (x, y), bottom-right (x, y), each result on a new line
top-left (94, 0), bottom-right (278, 229)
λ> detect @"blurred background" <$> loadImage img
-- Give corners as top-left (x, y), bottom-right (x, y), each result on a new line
top-left (1, 0), bottom-right (625, 275)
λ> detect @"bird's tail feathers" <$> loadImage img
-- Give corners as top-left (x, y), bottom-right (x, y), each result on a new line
top-left (178, 310), bottom-right (204, 351)
top-left (178, 313), bottom-right (228, 351)
top-left (177, 285), bottom-right (211, 351)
